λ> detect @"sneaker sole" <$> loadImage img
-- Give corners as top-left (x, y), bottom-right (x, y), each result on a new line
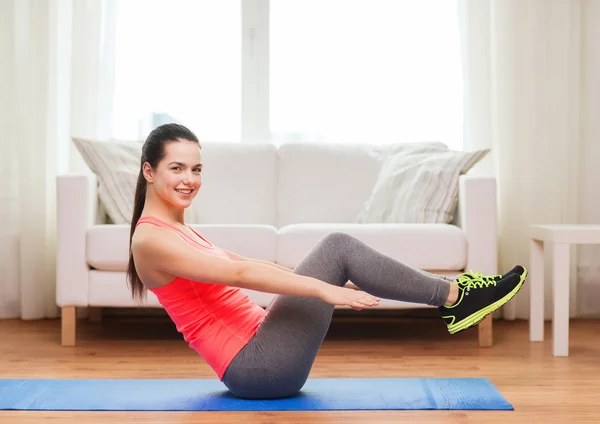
top-left (446, 268), bottom-right (528, 335)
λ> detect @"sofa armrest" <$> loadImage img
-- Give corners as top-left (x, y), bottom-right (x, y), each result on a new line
top-left (455, 175), bottom-right (498, 275)
top-left (56, 173), bottom-right (98, 307)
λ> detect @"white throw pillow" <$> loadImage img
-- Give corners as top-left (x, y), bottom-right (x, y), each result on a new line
top-left (72, 138), bottom-right (142, 225)
top-left (354, 148), bottom-right (490, 224)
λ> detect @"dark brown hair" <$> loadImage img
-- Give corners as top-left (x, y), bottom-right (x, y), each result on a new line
top-left (126, 123), bottom-right (200, 301)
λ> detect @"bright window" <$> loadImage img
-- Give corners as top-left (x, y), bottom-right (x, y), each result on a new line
top-left (112, 0), bottom-right (241, 142)
top-left (270, 0), bottom-right (463, 148)
top-left (112, 0), bottom-right (463, 149)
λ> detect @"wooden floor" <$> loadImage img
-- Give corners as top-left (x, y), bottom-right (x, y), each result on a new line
top-left (1, 315), bottom-right (599, 423)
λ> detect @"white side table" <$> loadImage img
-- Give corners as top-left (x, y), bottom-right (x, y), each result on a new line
top-left (529, 224), bottom-right (600, 356)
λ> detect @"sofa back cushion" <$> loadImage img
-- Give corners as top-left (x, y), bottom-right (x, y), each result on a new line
top-left (72, 138), bottom-right (277, 225)
top-left (276, 142), bottom-right (447, 227)
top-left (189, 142), bottom-right (277, 225)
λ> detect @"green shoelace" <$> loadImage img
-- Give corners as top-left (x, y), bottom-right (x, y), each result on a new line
top-left (457, 272), bottom-right (499, 289)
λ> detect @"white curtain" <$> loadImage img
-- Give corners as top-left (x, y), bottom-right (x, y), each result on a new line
top-left (0, 0), bottom-right (115, 319)
top-left (459, 0), bottom-right (600, 320)
top-left (577, 1), bottom-right (600, 318)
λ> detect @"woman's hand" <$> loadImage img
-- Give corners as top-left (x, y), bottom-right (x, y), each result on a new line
top-left (318, 285), bottom-right (380, 310)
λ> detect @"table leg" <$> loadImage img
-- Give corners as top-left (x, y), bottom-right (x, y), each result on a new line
top-left (552, 243), bottom-right (570, 356)
top-left (529, 238), bottom-right (545, 342)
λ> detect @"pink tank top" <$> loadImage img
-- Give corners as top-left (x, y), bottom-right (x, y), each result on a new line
top-left (135, 216), bottom-right (266, 380)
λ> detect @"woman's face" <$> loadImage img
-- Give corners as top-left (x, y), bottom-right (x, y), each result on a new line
top-left (144, 140), bottom-right (203, 209)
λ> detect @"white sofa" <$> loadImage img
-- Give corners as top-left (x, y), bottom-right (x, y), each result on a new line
top-left (56, 142), bottom-right (497, 347)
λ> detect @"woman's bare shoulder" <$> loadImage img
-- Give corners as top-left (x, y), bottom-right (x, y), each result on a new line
top-left (131, 222), bottom-right (164, 253)
top-left (131, 223), bottom-right (185, 264)
top-left (131, 224), bottom-right (179, 288)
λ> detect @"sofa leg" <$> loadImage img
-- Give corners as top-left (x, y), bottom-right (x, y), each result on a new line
top-left (61, 306), bottom-right (77, 346)
top-left (478, 315), bottom-right (493, 347)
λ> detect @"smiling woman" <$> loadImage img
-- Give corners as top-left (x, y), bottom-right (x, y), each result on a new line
top-left (125, 123), bottom-right (526, 400)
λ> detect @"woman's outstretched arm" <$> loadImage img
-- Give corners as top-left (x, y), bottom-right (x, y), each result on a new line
top-left (222, 249), bottom-right (293, 273)
top-left (132, 226), bottom-right (377, 309)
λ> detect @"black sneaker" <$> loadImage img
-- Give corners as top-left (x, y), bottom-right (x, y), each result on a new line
top-left (439, 266), bottom-right (527, 335)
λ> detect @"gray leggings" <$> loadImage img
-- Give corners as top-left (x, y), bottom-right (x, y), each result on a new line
top-left (222, 232), bottom-right (452, 399)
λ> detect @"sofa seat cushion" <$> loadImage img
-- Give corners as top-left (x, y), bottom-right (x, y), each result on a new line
top-left (276, 223), bottom-right (467, 271)
top-left (87, 224), bottom-right (278, 272)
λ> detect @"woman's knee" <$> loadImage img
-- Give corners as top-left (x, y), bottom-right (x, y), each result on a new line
top-left (320, 231), bottom-right (353, 249)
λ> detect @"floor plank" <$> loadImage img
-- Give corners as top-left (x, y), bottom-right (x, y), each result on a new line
top-left (1, 316), bottom-right (599, 423)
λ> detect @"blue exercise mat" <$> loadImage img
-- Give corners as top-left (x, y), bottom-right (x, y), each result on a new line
top-left (0, 378), bottom-right (513, 411)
